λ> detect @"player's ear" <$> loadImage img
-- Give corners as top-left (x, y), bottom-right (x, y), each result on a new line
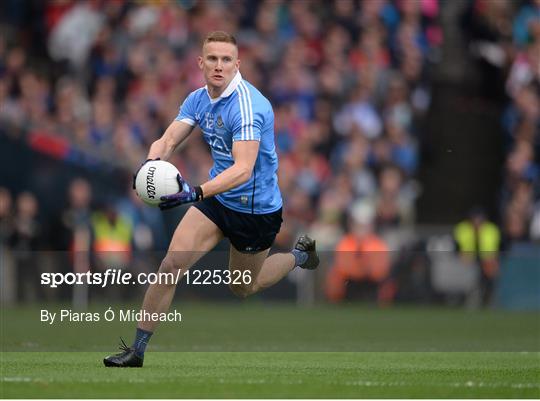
top-left (197, 56), bottom-right (203, 70)
top-left (235, 58), bottom-right (240, 71)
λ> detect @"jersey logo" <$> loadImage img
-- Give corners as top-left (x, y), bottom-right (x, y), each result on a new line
top-left (203, 132), bottom-right (231, 157)
top-left (216, 115), bottom-right (224, 128)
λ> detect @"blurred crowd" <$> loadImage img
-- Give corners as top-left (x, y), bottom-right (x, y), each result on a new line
top-left (0, 0), bottom-right (538, 306)
top-left (462, 0), bottom-right (540, 247)
top-left (451, 0), bottom-right (540, 307)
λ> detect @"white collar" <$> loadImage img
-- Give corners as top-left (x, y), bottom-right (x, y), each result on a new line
top-left (206, 71), bottom-right (242, 103)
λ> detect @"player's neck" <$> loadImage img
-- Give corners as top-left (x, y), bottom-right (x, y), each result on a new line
top-left (207, 76), bottom-right (236, 99)
top-left (207, 86), bottom-right (223, 99)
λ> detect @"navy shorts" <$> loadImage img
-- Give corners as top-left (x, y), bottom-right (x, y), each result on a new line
top-left (193, 197), bottom-right (283, 253)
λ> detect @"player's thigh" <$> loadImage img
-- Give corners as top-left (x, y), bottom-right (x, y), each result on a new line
top-left (161, 206), bottom-right (224, 273)
top-left (228, 244), bottom-right (270, 287)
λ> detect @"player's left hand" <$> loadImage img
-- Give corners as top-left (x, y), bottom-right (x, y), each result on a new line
top-left (159, 174), bottom-right (203, 210)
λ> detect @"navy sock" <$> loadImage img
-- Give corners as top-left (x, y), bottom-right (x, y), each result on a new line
top-left (133, 328), bottom-right (153, 358)
top-left (292, 249), bottom-right (308, 267)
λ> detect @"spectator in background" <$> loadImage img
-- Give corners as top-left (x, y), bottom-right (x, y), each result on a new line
top-left (503, 204), bottom-right (531, 246)
top-left (0, 187), bottom-right (14, 304)
top-left (307, 190), bottom-right (345, 251)
top-left (47, 1), bottom-right (104, 71)
top-left (454, 207), bottom-right (501, 306)
top-left (91, 203), bottom-right (133, 270)
top-left (9, 192), bottom-right (43, 302)
top-left (374, 164), bottom-right (415, 230)
top-left (512, 0), bottom-right (540, 49)
top-left (49, 178), bottom-right (93, 300)
top-left (0, 187), bottom-right (14, 245)
top-left (462, 0), bottom-right (514, 100)
top-left (326, 201), bottom-right (391, 304)
top-left (341, 131), bottom-right (377, 199)
top-left (334, 84), bottom-right (383, 140)
top-left (529, 199), bottom-right (540, 242)
top-left (89, 202), bottom-right (133, 300)
top-left (51, 178), bottom-right (93, 250)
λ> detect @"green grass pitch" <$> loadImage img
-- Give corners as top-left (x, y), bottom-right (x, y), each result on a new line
top-left (1, 303), bottom-right (539, 398)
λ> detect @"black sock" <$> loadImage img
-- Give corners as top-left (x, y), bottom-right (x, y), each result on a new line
top-left (133, 328), bottom-right (153, 358)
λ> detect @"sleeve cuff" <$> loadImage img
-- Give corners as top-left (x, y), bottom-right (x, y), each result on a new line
top-left (232, 134), bottom-right (261, 142)
top-left (176, 117), bottom-right (195, 126)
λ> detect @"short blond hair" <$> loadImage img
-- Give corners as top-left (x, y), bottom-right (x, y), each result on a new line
top-left (203, 31), bottom-right (237, 47)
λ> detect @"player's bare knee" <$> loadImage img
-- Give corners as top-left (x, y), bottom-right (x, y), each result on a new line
top-left (229, 283), bottom-right (254, 299)
top-left (158, 255), bottom-right (182, 276)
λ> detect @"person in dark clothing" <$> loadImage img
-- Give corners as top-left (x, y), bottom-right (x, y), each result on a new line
top-left (9, 192), bottom-right (43, 303)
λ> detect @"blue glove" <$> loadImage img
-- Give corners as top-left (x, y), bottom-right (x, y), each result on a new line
top-left (159, 174), bottom-right (203, 210)
top-left (133, 158), bottom-right (160, 190)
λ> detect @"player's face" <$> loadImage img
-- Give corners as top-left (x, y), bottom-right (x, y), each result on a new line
top-left (199, 41), bottom-right (240, 96)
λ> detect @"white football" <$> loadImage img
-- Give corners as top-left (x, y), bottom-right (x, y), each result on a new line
top-left (135, 160), bottom-right (181, 206)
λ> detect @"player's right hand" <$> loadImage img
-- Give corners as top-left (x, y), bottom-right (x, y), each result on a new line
top-left (158, 174), bottom-right (203, 210)
top-left (132, 158), bottom-right (160, 190)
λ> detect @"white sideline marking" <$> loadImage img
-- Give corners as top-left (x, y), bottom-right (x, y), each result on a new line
top-left (342, 380), bottom-right (540, 389)
top-left (2, 377), bottom-right (31, 382)
top-left (450, 381), bottom-right (540, 389)
top-left (3, 376), bottom-right (539, 390)
top-left (1, 377), bottom-right (146, 384)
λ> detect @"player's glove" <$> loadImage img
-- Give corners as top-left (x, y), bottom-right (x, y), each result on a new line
top-left (132, 158), bottom-right (160, 190)
top-left (159, 174), bottom-right (203, 210)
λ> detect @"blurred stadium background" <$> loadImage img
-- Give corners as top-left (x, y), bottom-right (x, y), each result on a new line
top-left (0, 0), bottom-right (539, 312)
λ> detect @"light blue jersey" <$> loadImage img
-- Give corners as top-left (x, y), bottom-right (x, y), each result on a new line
top-left (175, 72), bottom-right (282, 214)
